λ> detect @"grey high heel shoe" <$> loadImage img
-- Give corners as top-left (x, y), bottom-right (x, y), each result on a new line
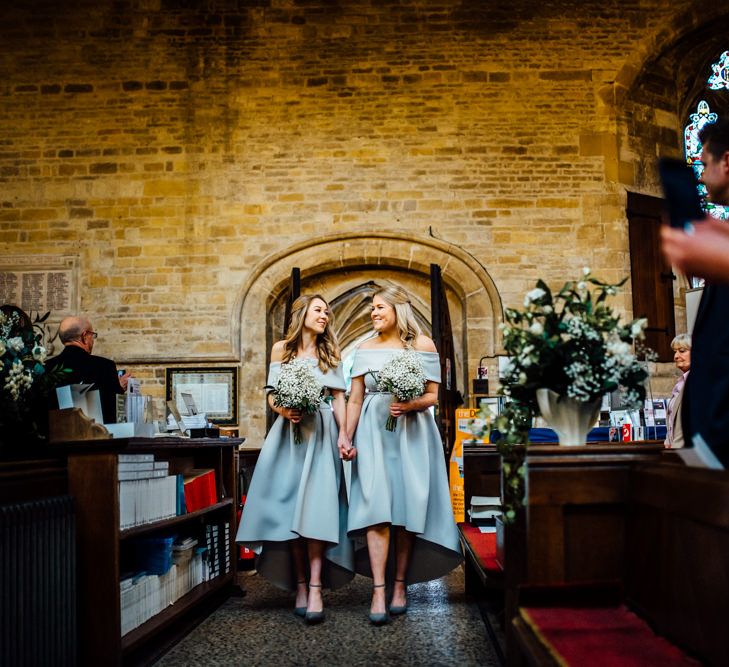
top-left (294, 580), bottom-right (307, 618)
top-left (389, 578), bottom-right (408, 615)
top-left (305, 583), bottom-right (325, 624)
top-left (369, 583), bottom-right (389, 625)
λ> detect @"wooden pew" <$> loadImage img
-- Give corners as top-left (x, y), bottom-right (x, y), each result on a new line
top-left (501, 443), bottom-right (664, 663)
top-left (508, 459), bottom-right (729, 665)
top-left (459, 445), bottom-right (503, 596)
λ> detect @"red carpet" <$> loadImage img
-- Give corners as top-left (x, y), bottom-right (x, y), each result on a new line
top-left (458, 522), bottom-right (502, 574)
top-left (522, 605), bottom-right (700, 666)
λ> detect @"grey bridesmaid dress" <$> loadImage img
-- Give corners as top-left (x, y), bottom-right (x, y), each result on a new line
top-left (235, 360), bottom-right (354, 590)
top-left (347, 348), bottom-right (463, 583)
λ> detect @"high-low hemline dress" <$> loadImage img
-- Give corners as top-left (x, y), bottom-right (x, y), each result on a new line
top-left (235, 360), bottom-right (354, 591)
top-left (347, 348), bottom-right (463, 583)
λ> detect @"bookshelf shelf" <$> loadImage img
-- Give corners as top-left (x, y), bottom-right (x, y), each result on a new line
top-left (120, 499), bottom-right (234, 540)
top-left (59, 436), bottom-right (241, 666)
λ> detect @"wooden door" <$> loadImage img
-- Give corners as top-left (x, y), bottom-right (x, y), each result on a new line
top-left (627, 192), bottom-right (675, 361)
top-left (267, 267), bottom-right (301, 432)
top-left (282, 267), bottom-right (301, 335)
top-left (430, 264), bottom-right (462, 461)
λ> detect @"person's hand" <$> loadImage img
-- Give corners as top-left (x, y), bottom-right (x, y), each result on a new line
top-left (280, 407), bottom-right (302, 423)
top-left (338, 432), bottom-right (356, 460)
top-left (390, 401), bottom-right (410, 417)
top-left (118, 372), bottom-right (132, 392)
top-left (661, 217), bottom-right (729, 283)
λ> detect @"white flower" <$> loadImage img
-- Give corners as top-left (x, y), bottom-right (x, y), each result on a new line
top-left (543, 305), bottom-right (553, 314)
top-left (577, 281), bottom-right (586, 290)
top-left (529, 322), bottom-right (544, 335)
top-left (582, 266), bottom-right (591, 276)
top-left (524, 288), bottom-right (546, 305)
top-left (7, 337), bottom-right (24, 353)
top-left (374, 350), bottom-right (427, 400)
top-left (0, 340), bottom-right (5, 356)
top-left (518, 372), bottom-right (527, 384)
top-left (630, 318), bottom-right (647, 338)
top-left (32, 345), bottom-right (47, 363)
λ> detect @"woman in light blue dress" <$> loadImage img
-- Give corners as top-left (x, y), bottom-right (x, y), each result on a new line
top-left (236, 294), bottom-right (354, 624)
top-left (345, 285), bottom-right (463, 624)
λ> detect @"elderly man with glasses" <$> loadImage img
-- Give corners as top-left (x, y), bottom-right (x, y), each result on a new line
top-left (46, 315), bottom-right (131, 423)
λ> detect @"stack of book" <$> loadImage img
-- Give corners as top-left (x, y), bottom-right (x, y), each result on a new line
top-left (468, 495), bottom-right (502, 532)
top-left (118, 454), bottom-right (177, 529)
top-left (204, 521), bottom-right (231, 580)
top-left (120, 553), bottom-right (204, 636)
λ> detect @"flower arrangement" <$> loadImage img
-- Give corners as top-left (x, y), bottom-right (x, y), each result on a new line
top-left (0, 307), bottom-right (65, 446)
top-left (266, 358), bottom-right (324, 444)
top-left (494, 270), bottom-right (650, 521)
top-left (369, 350), bottom-right (427, 431)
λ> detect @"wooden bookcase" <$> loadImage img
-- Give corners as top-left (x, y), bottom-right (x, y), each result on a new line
top-left (61, 437), bottom-right (240, 666)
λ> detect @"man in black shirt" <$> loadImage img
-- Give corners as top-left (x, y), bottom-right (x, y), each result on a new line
top-left (46, 316), bottom-right (130, 423)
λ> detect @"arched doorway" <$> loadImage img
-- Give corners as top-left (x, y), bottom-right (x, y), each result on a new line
top-left (233, 233), bottom-right (503, 445)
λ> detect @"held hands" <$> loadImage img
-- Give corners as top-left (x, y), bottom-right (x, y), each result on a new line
top-left (337, 431), bottom-right (356, 461)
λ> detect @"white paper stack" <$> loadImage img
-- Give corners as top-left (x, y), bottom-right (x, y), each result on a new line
top-left (117, 454), bottom-right (177, 529)
top-left (119, 555), bottom-right (204, 636)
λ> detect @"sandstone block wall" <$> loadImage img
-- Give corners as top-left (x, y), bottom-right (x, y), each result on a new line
top-left (0, 0), bottom-right (716, 440)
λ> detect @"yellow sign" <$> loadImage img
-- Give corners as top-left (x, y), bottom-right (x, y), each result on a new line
top-left (449, 408), bottom-right (489, 522)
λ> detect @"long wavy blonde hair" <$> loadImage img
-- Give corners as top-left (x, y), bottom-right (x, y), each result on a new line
top-left (373, 285), bottom-right (421, 348)
top-left (282, 294), bottom-right (341, 371)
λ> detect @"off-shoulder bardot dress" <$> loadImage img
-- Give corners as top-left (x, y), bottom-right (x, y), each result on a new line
top-left (235, 359), bottom-right (354, 590)
top-left (347, 348), bottom-right (463, 583)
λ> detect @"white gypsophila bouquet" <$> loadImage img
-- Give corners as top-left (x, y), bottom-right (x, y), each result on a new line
top-left (266, 358), bottom-right (324, 444)
top-left (369, 350), bottom-right (427, 431)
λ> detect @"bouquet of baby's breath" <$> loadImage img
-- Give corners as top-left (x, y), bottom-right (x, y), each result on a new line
top-left (370, 350), bottom-right (427, 431)
top-left (266, 358), bottom-right (324, 444)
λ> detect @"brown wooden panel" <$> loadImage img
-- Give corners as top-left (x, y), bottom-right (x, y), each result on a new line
top-left (431, 263), bottom-right (462, 461)
top-left (564, 506), bottom-right (625, 582)
top-left (528, 467), bottom-right (631, 506)
top-left (526, 505), bottom-right (565, 583)
top-left (627, 191), bottom-right (676, 361)
top-left (68, 452), bottom-right (122, 665)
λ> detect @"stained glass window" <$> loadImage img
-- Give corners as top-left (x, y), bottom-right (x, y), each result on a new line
top-left (708, 50), bottom-right (729, 91)
top-left (683, 100), bottom-right (729, 221)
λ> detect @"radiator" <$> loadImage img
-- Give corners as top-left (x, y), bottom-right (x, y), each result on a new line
top-left (0, 495), bottom-right (76, 667)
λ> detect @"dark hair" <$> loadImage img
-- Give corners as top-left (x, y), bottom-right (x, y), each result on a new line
top-left (698, 118), bottom-right (729, 161)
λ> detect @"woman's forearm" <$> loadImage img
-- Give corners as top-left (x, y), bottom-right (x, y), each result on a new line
top-left (331, 391), bottom-right (346, 431)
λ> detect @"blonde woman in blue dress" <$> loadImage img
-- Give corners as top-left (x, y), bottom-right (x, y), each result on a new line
top-left (236, 295), bottom-right (354, 624)
top-left (345, 285), bottom-right (463, 624)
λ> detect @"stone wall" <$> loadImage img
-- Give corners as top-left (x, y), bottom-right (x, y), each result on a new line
top-left (0, 0), bottom-right (723, 441)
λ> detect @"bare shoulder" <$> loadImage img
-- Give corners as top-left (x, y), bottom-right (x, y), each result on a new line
top-left (270, 340), bottom-right (286, 362)
top-left (413, 335), bottom-right (437, 352)
top-left (358, 336), bottom-right (380, 350)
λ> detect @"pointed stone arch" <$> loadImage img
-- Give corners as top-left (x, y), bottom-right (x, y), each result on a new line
top-left (232, 232), bottom-right (503, 444)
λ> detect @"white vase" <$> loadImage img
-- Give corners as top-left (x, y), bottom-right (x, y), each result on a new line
top-left (536, 388), bottom-right (602, 446)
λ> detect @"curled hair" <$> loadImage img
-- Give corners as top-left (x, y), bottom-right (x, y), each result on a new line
top-left (373, 285), bottom-right (421, 348)
top-left (670, 333), bottom-right (691, 350)
top-left (282, 294), bottom-right (341, 371)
